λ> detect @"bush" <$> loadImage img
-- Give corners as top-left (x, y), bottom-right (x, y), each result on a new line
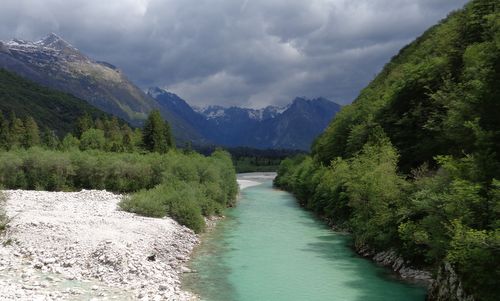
top-left (0, 148), bottom-right (238, 233)
top-left (119, 151), bottom-right (237, 233)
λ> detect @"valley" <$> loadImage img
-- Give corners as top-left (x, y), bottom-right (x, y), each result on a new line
top-left (0, 1), bottom-right (498, 301)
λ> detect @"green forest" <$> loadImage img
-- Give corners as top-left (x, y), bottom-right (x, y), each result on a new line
top-left (0, 69), bottom-right (114, 136)
top-left (0, 109), bottom-right (238, 233)
top-left (275, 1), bottom-right (499, 300)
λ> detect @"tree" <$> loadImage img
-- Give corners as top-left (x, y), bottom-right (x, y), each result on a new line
top-left (23, 116), bottom-right (40, 148)
top-left (0, 112), bottom-right (9, 150)
top-left (8, 112), bottom-right (25, 148)
top-left (105, 117), bottom-right (123, 152)
top-left (165, 121), bottom-right (175, 149)
top-left (80, 129), bottom-right (106, 151)
top-left (142, 110), bottom-right (172, 153)
top-left (42, 127), bottom-right (60, 149)
top-left (75, 113), bottom-right (94, 138)
top-left (121, 124), bottom-right (135, 152)
top-left (61, 133), bottom-right (80, 150)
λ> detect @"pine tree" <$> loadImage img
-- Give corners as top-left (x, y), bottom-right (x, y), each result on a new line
top-left (164, 121), bottom-right (175, 149)
top-left (0, 111), bottom-right (9, 150)
top-left (94, 118), bottom-right (105, 130)
top-left (8, 112), bottom-right (25, 148)
top-left (75, 113), bottom-right (94, 138)
top-left (142, 110), bottom-right (169, 153)
top-left (23, 116), bottom-right (40, 148)
top-left (106, 117), bottom-right (123, 152)
top-left (121, 124), bottom-right (135, 152)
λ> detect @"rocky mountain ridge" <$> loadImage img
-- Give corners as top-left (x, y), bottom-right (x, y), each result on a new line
top-left (0, 33), bottom-right (204, 143)
top-left (148, 87), bottom-right (341, 150)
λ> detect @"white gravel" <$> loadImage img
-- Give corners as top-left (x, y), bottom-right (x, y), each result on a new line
top-left (0, 189), bottom-right (199, 301)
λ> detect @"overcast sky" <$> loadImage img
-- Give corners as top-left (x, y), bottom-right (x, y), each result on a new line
top-left (0, 0), bottom-right (468, 108)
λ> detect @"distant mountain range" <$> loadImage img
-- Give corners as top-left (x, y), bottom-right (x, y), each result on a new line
top-left (0, 33), bottom-right (340, 150)
top-left (148, 87), bottom-right (341, 150)
top-left (0, 33), bottom-right (203, 143)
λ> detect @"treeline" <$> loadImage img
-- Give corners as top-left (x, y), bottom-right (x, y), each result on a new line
top-left (275, 1), bottom-right (499, 300)
top-left (0, 109), bottom-right (238, 232)
top-left (0, 109), bottom-right (174, 153)
top-left (0, 148), bottom-right (237, 232)
top-left (196, 145), bottom-right (306, 172)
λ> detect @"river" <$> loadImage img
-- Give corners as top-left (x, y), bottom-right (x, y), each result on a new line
top-left (183, 173), bottom-right (426, 301)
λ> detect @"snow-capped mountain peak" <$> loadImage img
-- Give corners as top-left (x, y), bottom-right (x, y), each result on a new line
top-left (35, 32), bottom-right (73, 50)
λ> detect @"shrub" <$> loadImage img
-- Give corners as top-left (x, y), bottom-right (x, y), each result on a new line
top-left (0, 148), bottom-right (238, 232)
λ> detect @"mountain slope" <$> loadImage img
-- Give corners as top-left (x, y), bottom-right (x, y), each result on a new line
top-left (0, 68), bottom-right (113, 135)
top-left (149, 87), bottom-right (341, 150)
top-left (276, 1), bottom-right (499, 300)
top-left (0, 34), bottom-right (203, 143)
top-left (253, 97), bottom-right (341, 150)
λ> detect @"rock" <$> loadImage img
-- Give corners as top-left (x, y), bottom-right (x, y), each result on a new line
top-left (159, 284), bottom-right (168, 291)
top-left (180, 266), bottom-right (192, 273)
top-left (0, 189), bottom-right (201, 300)
top-left (42, 257), bottom-right (56, 265)
top-left (427, 262), bottom-right (474, 301)
top-left (363, 248), bottom-right (433, 285)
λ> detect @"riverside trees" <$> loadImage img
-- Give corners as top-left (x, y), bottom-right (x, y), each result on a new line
top-left (0, 110), bottom-right (237, 233)
top-left (275, 1), bottom-right (500, 300)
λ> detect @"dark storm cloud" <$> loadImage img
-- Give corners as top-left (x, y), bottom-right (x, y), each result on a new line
top-left (0, 0), bottom-right (469, 107)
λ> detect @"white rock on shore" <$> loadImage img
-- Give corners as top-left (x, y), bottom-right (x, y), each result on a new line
top-left (0, 189), bottom-right (199, 301)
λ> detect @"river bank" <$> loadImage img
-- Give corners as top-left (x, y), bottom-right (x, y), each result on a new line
top-left (0, 189), bottom-right (199, 300)
top-left (183, 173), bottom-right (426, 301)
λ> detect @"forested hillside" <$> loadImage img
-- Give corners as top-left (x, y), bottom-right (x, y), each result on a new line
top-left (0, 68), bottom-right (112, 136)
top-left (275, 1), bottom-right (499, 300)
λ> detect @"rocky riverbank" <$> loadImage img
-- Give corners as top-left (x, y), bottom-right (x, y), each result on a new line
top-left (356, 246), bottom-right (476, 301)
top-left (427, 262), bottom-right (475, 301)
top-left (0, 189), bottom-right (199, 300)
top-left (356, 246), bottom-right (433, 285)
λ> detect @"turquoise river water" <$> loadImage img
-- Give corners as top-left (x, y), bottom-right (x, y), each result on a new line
top-left (183, 173), bottom-right (426, 301)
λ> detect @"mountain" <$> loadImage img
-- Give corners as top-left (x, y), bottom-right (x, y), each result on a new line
top-left (0, 33), bottom-right (203, 142)
top-left (148, 87), bottom-right (341, 150)
top-left (147, 87), bottom-right (207, 132)
top-left (0, 68), bottom-right (114, 135)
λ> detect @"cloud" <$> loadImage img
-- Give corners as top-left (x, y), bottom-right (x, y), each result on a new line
top-left (0, 0), bottom-right (468, 107)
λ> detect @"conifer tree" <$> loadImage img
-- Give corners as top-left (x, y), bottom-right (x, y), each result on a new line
top-left (75, 113), bottom-right (94, 138)
top-left (106, 117), bottom-right (123, 152)
top-left (0, 112), bottom-right (9, 150)
top-left (165, 121), bottom-right (175, 149)
top-left (8, 112), bottom-right (25, 148)
top-left (121, 124), bottom-right (135, 152)
top-left (142, 110), bottom-right (170, 153)
top-left (23, 116), bottom-right (40, 148)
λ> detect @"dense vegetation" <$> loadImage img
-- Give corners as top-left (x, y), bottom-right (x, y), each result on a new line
top-left (229, 147), bottom-right (305, 173)
top-left (275, 1), bottom-right (499, 300)
top-left (0, 68), bottom-right (114, 136)
top-left (0, 110), bottom-right (237, 233)
top-left (196, 146), bottom-right (305, 172)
